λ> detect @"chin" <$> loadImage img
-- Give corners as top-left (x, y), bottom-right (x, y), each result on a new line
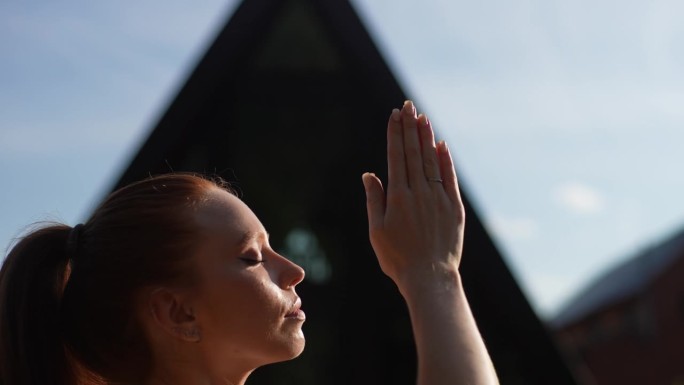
top-left (271, 335), bottom-right (306, 363)
top-left (291, 339), bottom-right (305, 358)
top-left (286, 335), bottom-right (306, 360)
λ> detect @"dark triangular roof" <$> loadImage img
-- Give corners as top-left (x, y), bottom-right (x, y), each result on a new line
top-left (111, 0), bottom-right (578, 383)
top-left (552, 227), bottom-right (684, 329)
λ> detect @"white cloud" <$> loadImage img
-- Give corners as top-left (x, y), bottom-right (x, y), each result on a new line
top-left (487, 215), bottom-right (540, 241)
top-left (554, 182), bottom-right (604, 215)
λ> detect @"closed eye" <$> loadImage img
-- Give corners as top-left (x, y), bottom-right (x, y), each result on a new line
top-left (239, 258), bottom-right (265, 266)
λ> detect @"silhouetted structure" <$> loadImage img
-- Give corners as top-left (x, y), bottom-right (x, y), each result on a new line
top-left (110, 0), bottom-right (578, 383)
top-left (552, 228), bottom-right (684, 385)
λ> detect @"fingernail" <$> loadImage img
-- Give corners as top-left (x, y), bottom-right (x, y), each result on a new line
top-left (391, 108), bottom-right (401, 122)
top-left (418, 114), bottom-right (429, 128)
top-left (403, 100), bottom-right (416, 117)
top-left (362, 173), bottom-right (372, 190)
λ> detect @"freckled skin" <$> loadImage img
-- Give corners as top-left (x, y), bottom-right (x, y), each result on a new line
top-left (189, 188), bottom-right (306, 372)
top-left (145, 102), bottom-right (497, 385)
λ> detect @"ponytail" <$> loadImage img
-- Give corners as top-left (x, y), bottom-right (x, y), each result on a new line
top-left (0, 224), bottom-right (76, 385)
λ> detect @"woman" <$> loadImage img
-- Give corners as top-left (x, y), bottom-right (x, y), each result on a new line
top-left (0, 101), bottom-right (498, 385)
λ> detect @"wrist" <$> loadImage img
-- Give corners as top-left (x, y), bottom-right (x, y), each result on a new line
top-left (395, 263), bottom-right (463, 301)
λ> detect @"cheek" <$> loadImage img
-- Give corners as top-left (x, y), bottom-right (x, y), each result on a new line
top-left (202, 271), bottom-right (284, 331)
top-left (239, 280), bottom-right (284, 322)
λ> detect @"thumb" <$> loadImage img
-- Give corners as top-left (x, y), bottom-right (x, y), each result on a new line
top-left (362, 173), bottom-right (385, 231)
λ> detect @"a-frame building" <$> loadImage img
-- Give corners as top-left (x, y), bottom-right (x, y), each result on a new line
top-left (112, 0), bottom-right (579, 383)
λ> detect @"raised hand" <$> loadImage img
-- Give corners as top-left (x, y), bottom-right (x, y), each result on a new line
top-left (362, 101), bottom-right (499, 385)
top-left (362, 100), bottom-right (465, 291)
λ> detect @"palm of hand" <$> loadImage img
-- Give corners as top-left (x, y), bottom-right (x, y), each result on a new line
top-left (363, 101), bottom-right (465, 288)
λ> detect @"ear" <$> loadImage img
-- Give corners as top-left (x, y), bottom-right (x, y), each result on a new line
top-left (147, 288), bottom-right (201, 343)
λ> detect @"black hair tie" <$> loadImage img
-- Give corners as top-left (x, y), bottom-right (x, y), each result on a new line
top-left (66, 224), bottom-right (84, 262)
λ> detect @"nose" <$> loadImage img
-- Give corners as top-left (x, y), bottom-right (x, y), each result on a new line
top-left (285, 259), bottom-right (305, 288)
top-left (270, 250), bottom-right (305, 289)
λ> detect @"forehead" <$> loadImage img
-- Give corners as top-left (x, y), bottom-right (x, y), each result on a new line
top-left (195, 188), bottom-right (266, 244)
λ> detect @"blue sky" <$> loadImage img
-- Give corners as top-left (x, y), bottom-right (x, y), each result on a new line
top-left (2, 0), bottom-right (683, 319)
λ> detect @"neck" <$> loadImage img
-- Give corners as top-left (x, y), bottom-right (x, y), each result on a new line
top-left (145, 357), bottom-right (254, 385)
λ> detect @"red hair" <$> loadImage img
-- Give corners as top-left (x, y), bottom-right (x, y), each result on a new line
top-left (0, 173), bottom-right (232, 385)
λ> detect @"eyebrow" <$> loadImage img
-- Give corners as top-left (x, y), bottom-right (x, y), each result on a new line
top-left (236, 230), bottom-right (270, 249)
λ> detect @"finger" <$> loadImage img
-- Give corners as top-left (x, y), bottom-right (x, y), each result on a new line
top-left (417, 114), bottom-right (441, 186)
top-left (401, 100), bottom-right (425, 189)
top-left (387, 108), bottom-right (407, 192)
top-left (362, 172), bottom-right (386, 231)
top-left (438, 141), bottom-right (462, 204)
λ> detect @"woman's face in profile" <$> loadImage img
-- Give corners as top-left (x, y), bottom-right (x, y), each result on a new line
top-left (188, 188), bottom-right (306, 368)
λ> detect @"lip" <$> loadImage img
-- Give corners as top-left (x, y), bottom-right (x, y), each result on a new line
top-left (285, 298), bottom-right (306, 321)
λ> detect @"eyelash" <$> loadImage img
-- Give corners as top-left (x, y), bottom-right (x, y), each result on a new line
top-left (239, 258), bottom-right (265, 266)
